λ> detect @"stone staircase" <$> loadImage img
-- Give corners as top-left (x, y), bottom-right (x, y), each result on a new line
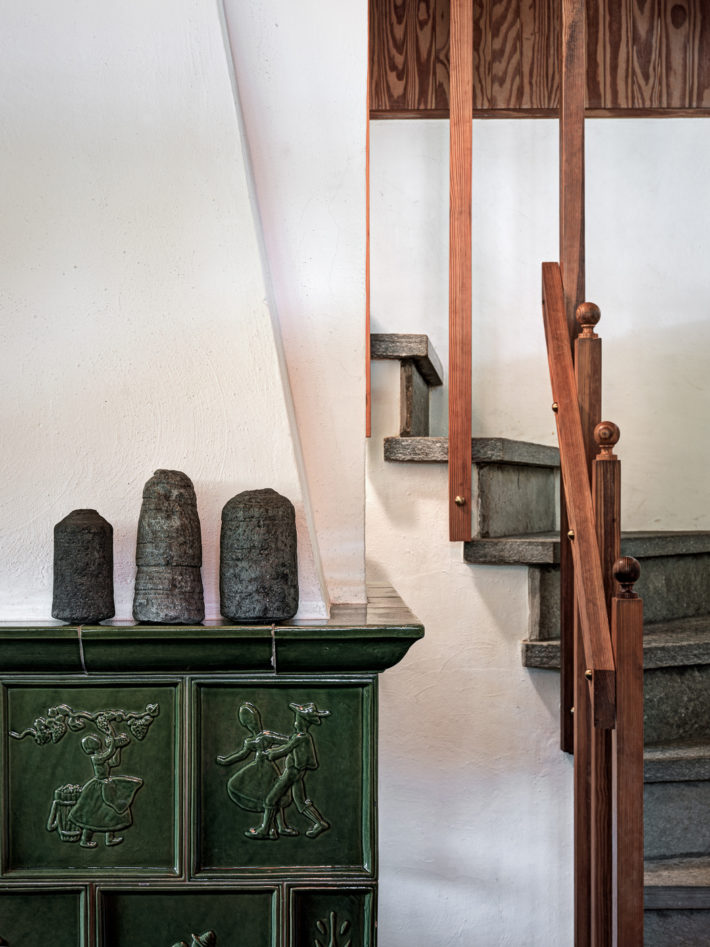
top-left (373, 332), bottom-right (710, 943)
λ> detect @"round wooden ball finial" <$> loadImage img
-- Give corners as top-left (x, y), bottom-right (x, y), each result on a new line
top-left (594, 420), bottom-right (620, 457)
top-left (613, 556), bottom-right (641, 598)
top-left (576, 302), bottom-right (601, 338)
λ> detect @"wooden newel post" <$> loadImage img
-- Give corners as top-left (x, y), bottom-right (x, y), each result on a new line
top-left (589, 418), bottom-right (619, 947)
top-left (593, 420), bottom-right (621, 613)
top-left (611, 556), bottom-right (644, 946)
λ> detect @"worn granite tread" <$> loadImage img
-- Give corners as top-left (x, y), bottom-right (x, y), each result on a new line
top-left (645, 744), bottom-right (710, 783)
top-left (370, 333), bottom-right (444, 386)
top-left (645, 857), bottom-right (710, 909)
top-left (385, 436), bottom-right (560, 467)
top-left (522, 615), bottom-right (710, 671)
top-left (465, 532), bottom-right (560, 565)
top-left (468, 530), bottom-right (710, 567)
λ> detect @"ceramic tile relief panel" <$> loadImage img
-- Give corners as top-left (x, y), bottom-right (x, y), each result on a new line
top-left (193, 679), bottom-right (375, 875)
top-left (0, 888), bottom-right (86, 946)
top-left (98, 887), bottom-right (277, 946)
top-left (2, 682), bottom-right (180, 876)
top-left (290, 886), bottom-right (374, 947)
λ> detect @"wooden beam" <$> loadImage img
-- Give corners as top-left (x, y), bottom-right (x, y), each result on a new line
top-left (366, 0), bottom-right (372, 438)
top-left (448, 0), bottom-right (474, 541)
top-left (560, 0), bottom-right (586, 337)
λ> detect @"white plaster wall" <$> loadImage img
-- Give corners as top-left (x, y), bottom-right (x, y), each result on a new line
top-left (369, 365), bottom-right (573, 945)
top-left (0, 0), bottom-right (328, 620)
top-left (221, 0), bottom-right (368, 604)
top-left (370, 118), bottom-right (710, 528)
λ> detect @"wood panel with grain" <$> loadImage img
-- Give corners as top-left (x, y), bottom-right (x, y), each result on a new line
top-left (369, 0), bottom-right (710, 114)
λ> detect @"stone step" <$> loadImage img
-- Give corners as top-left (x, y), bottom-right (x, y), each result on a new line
top-left (371, 334), bottom-right (443, 437)
top-left (370, 333), bottom-right (444, 386)
top-left (645, 858), bottom-right (710, 944)
top-left (523, 616), bottom-right (710, 671)
top-left (523, 618), bottom-right (710, 747)
top-left (645, 857), bottom-right (710, 909)
top-left (488, 530), bottom-right (710, 635)
top-left (385, 437), bottom-right (560, 539)
top-left (466, 529), bottom-right (710, 566)
top-left (384, 435), bottom-right (559, 467)
top-left (645, 746), bottom-right (710, 860)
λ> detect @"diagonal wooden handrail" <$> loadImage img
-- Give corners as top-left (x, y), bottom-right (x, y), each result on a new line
top-left (542, 262), bottom-right (616, 730)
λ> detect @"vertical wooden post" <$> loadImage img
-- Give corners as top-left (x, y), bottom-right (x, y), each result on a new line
top-left (448, 0), bottom-right (473, 541)
top-left (611, 556), bottom-right (645, 946)
top-left (559, 0), bottom-right (587, 756)
top-left (573, 606), bottom-right (592, 945)
top-left (590, 418), bottom-right (620, 947)
top-left (560, 0), bottom-right (586, 338)
top-left (593, 420), bottom-right (621, 612)
top-left (572, 302), bottom-right (602, 947)
top-left (365, 4), bottom-right (372, 439)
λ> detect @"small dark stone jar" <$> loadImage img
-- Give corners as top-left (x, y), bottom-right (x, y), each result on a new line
top-left (220, 488), bottom-right (298, 623)
top-left (133, 469), bottom-right (205, 624)
top-left (52, 509), bottom-right (114, 623)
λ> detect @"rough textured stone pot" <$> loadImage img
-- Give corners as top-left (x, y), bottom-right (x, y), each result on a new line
top-left (52, 509), bottom-right (114, 623)
top-left (220, 488), bottom-right (298, 623)
top-left (133, 469), bottom-right (204, 624)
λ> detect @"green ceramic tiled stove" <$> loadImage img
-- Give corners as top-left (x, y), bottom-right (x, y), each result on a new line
top-left (0, 584), bottom-right (422, 946)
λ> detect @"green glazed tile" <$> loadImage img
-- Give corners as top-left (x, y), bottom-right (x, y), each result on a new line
top-left (3, 682), bottom-right (180, 876)
top-left (194, 679), bottom-right (375, 875)
top-left (291, 887), bottom-right (374, 947)
top-left (98, 886), bottom-right (277, 947)
top-left (0, 887), bottom-right (85, 945)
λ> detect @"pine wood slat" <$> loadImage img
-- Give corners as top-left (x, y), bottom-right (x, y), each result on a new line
top-left (520, 0), bottom-right (559, 109)
top-left (448, 0), bottom-right (473, 542)
top-left (491, 0), bottom-right (522, 109)
top-left (542, 262), bottom-right (615, 729)
top-left (587, 0), bottom-right (633, 110)
top-left (473, 0), bottom-right (492, 109)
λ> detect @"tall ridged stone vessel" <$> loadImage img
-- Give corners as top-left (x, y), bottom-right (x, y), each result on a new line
top-left (52, 509), bottom-right (114, 623)
top-left (133, 469), bottom-right (204, 624)
top-left (220, 488), bottom-right (298, 623)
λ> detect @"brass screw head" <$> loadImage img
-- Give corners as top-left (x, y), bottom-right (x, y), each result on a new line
top-left (454, 495), bottom-right (466, 506)
top-left (585, 669), bottom-right (593, 680)
top-left (568, 529), bottom-right (575, 540)
top-left (552, 402), bottom-right (559, 413)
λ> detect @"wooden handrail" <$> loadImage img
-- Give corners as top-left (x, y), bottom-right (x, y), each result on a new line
top-left (542, 262), bottom-right (615, 730)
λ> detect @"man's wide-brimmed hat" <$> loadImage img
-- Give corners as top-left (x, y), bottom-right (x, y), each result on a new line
top-left (289, 701), bottom-right (331, 724)
top-left (191, 933), bottom-right (217, 947)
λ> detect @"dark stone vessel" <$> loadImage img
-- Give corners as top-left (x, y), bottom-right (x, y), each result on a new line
top-left (52, 509), bottom-right (114, 623)
top-left (133, 469), bottom-right (204, 624)
top-left (220, 488), bottom-right (299, 623)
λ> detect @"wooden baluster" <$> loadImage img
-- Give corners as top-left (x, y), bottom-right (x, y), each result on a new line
top-left (572, 301), bottom-right (602, 944)
top-left (611, 556), bottom-right (644, 946)
top-left (590, 419), bottom-right (620, 947)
